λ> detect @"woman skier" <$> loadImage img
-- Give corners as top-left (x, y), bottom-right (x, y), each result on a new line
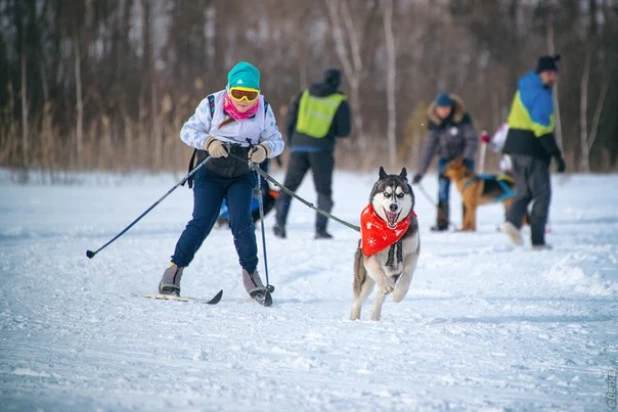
top-left (158, 61), bottom-right (284, 300)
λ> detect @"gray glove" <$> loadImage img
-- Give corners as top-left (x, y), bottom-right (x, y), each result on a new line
top-left (205, 137), bottom-right (228, 158)
top-left (249, 144), bottom-right (269, 163)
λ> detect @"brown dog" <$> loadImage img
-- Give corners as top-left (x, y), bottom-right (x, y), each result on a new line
top-left (443, 157), bottom-right (518, 231)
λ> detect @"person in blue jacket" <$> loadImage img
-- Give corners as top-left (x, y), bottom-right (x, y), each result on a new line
top-left (502, 55), bottom-right (566, 249)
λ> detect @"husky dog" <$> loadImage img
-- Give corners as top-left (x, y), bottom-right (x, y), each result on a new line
top-left (350, 167), bottom-right (420, 321)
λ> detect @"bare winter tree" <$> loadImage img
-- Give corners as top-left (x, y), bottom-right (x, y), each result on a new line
top-left (324, 0), bottom-right (370, 142)
top-left (381, 0), bottom-right (397, 169)
top-left (20, 47), bottom-right (28, 167)
top-left (0, 0), bottom-right (617, 173)
top-left (73, 30), bottom-right (83, 165)
top-left (546, 11), bottom-right (564, 152)
top-left (579, 49), bottom-right (611, 172)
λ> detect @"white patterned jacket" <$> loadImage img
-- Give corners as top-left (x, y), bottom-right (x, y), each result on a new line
top-left (180, 90), bottom-right (284, 158)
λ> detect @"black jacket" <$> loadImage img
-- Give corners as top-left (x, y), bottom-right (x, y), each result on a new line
top-left (286, 82), bottom-right (351, 152)
top-left (503, 129), bottom-right (562, 162)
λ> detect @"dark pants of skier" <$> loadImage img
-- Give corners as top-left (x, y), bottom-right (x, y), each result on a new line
top-left (275, 151), bottom-right (334, 232)
top-left (172, 167), bottom-right (258, 272)
top-left (506, 154), bottom-right (551, 245)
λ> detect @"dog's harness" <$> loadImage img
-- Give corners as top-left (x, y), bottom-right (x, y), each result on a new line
top-left (385, 240), bottom-right (403, 269)
top-left (462, 173), bottom-right (517, 202)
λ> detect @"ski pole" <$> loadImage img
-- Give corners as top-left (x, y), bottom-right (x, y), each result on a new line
top-left (478, 130), bottom-right (490, 174)
top-left (252, 162), bottom-right (271, 289)
top-left (414, 182), bottom-right (457, 230)
top-left (415, 182), bottom-right (438, 208)
top-left (227, 151), bottom-right (361, 232)
top-left (86, 156), bottom-right (212, 259)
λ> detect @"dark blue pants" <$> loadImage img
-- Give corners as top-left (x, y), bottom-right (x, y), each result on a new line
top-left (172, 167), bottom-right (258, 273)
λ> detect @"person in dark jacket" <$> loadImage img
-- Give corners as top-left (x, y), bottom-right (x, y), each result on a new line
top-left (412, 93), bottom-right (478, 231)
top-left (502, 55), bottom-right (566, 249)
top-left (273, 68), bottom-right (351, 239)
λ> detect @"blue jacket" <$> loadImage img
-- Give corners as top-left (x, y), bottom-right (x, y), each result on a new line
top-left (503, 71), bottom-right (562, 160)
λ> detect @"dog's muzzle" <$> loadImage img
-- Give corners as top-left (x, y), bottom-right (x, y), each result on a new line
top-left (384, 206), bottom-right (400, 228)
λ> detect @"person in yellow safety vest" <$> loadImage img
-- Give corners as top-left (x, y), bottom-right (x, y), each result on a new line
top-left (502, 55), bottom-right (566, 250)
top-left (274, 68), bottom-right (351, 239)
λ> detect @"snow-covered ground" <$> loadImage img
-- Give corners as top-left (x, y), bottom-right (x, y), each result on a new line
top-left (1, 170), bottom-right (617, 411)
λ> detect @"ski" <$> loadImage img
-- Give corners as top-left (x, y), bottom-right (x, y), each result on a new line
top-left (137, 289), bottom-right (223, 305)
top-left (250, 288), bottom-right (273, 307)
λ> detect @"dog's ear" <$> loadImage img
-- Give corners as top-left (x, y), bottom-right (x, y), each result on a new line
top-left (399, 167), bottom-right (408, 180)
top-left (379, 167), bottom-right (388, 179)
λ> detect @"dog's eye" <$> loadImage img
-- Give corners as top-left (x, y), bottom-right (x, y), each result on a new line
top-left (383, 192), bottom-right (391, 198)
top-left (397, 192), bottom-right (404, 198)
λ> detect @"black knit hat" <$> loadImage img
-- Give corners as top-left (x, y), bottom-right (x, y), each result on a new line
top-left (536, 54), bottom-right (561, 73)
top-left (324, 68), bottom-right (341, 87)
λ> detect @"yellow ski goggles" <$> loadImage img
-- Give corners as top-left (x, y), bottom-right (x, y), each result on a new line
top-left (228, 86), bottom-right (260, 102)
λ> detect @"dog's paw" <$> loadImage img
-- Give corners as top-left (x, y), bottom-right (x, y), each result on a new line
top-left (392, 288), bottom-right (406, 302)
top-left (350, 304), bottom-right (362, 321)
top-left (379, 282), bottom-right (394, 295)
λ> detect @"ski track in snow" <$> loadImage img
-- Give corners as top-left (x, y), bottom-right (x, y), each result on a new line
top-left (1, 171), bottom-right (617, 411)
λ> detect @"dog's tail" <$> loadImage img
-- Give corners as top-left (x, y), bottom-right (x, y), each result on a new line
top-left (353, 241), bottom-right (367, 297)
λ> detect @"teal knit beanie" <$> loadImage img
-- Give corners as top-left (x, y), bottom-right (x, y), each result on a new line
top-left (227, 61), bottom-right (260, 90)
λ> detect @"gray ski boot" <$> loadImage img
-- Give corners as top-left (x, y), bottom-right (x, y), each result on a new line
top-left (242, 269), bottom-right (274, 306)
top-left (242, 269), bottom-right (266, 295)
top-left (158, 264), bottom-right (184, 296)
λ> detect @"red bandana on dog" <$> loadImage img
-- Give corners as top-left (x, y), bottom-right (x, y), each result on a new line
top-left (360, 204), bottom-right (415, 256)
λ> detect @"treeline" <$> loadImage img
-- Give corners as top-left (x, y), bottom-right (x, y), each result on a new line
top-left (0, 0), bottom-right (617, 174)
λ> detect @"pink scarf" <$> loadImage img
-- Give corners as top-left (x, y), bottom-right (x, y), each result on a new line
top-left (223, 93), bottom-right (259, 121)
